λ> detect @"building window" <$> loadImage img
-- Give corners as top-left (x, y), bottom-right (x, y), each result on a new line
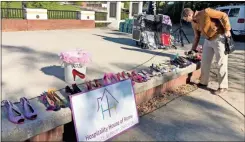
top-left (132, 3), bottom-right (139, 16)
top-left (110, 2), bottom-right (117, 18)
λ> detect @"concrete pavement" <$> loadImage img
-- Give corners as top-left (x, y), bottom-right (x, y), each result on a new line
top-left (111, 26), bottom-right (245, 141)
top-left (112, 86), bottom-right (245, 141)
top-left (2, 28), bottom-right (188, 102)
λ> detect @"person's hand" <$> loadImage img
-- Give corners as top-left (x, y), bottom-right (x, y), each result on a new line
top-left (225, 30), bottom-right (231, 37)
top-left (185, 49), bottom-right (197, 55)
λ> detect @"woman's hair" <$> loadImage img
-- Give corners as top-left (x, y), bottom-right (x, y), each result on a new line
top-left (182, 8), bottom-right (194, 17)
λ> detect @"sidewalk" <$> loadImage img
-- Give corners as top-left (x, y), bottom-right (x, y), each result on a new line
top-left (111, 36), bottom-right (245, 141)
top-left (112, 85), bottom-right (245, 141)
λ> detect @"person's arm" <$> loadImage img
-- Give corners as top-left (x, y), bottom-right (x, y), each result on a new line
top-left (205, 8), bottom-right (231, 32)
top-left (191, 22), bottom-right (201, 51)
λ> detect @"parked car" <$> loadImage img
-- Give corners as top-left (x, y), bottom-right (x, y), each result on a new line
top-left (216, 5), bottom-right (245, 41)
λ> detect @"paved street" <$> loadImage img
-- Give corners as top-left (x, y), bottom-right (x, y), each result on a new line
top-left (2, 28), bottom-right (188, 101)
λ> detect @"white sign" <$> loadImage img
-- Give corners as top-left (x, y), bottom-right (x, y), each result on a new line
top-left (70, 79), bottom-right (139, 141)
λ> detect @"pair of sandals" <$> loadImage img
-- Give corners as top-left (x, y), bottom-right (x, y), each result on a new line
top-left (171, 56), bottom-right (192, 68)
top-left (66, 80), bottom-right (102, 94)
top-left (39, 89), bottom-right (67, 111)
top-left (103, 73), bottom-right (122, 85)
top-left (65, 83), bottom-right (82, 95)
top-left (2, 97), bottom-right (37, 124)
top-left (85, 79), bottom-right (102, 91)
top-left (184, 51), bottom-right (202, 62)
top-left (104, 71), bottom-right (149, 85)
top-left (151, 63), bottom-right (170, 74)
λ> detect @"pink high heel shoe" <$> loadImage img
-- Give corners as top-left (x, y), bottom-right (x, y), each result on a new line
top-left (103, 73), bottom-right (110, 85)
top-left (2, 100), bottom-right (25, 124)
top-left (108, 73), bottom-right (118, 83)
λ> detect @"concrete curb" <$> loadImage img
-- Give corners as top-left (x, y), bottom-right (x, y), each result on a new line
top-left (1, 62), bottom-right (201, 141)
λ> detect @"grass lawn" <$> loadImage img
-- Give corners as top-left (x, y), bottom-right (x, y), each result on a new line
top-left (1, 1), bottom-right (22, 8)
top-left (1, 2), bottom-right (80, 11)
top-left (1, 2), bottom-right (107, 22)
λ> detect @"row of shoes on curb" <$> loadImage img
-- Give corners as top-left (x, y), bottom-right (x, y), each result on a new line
top-left (36, 53), bottom-right (203, 112)
top-left (63, 55), bottom-right (197, 97)
top-left (1, 97), bottom-right (37, 124)
top-left (65, 70), bottom-right (152, 96)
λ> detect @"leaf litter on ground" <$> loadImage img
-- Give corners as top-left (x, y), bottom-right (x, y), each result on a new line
top-left (137, 84), bottom-right (198, 116)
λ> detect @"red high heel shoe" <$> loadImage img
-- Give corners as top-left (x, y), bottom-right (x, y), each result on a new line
top-left (72, 69), bottom-right (85, 81)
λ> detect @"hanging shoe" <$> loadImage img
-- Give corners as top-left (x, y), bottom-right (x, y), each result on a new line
top-left (2, 100), bottom-right (25, 124)
top-left (20, 97), bottom-right (37, 120)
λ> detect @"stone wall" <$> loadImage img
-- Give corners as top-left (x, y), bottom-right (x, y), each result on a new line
top-left (2, 19), bottom-right (95, 32)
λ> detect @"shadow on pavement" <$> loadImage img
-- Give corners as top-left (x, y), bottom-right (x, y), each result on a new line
top-left (110, 62), bottom-right (148, 72)
top-left (113, 94), bottom-right (244, 141)
top-left (41, 65), bottom-right (65, 81)
top-left (93, 34), bottom-right (137, 47)
top-left (121, 47), bottom-right (175, 59)
top-left (107, 32), bottom-right (129, 36)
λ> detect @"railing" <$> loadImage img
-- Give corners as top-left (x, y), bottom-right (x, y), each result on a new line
top-left (95, 11), bottom-right (107, 21)
top-left (121, 11), bottom-right (129, 20)
top-left (1, 8), bottom-right (109, 23)
top-left (1, 8), bottom-right (24, 19)
top-left (48, 10), bottom-right (78, 19)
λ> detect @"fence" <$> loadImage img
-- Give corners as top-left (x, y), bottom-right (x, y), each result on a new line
top-left (95, 12), bottom-right (107, 21)
top-left (1, 8), bottom-right (24, 19)
top-left (48, 10), bottom-right (78, 19)
top-left (1, 8), bottom-right (108, 21)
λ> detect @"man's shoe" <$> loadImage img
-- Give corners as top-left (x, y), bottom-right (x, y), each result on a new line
top-left (196, 83), bottom-right (208, 89)
top-left (214, 88), bottom-right (228, 95)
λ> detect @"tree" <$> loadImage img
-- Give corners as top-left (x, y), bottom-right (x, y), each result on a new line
top-left (123, 2), bottom-right (130, 9)
top-left (74, 1), bottom-right (83, 6)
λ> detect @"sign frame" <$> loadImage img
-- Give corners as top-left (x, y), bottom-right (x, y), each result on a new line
top-left (69, 79), bottom-right (139, 141)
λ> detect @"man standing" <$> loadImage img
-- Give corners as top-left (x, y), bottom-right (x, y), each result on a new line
top-left (182, 8), bottom-right (231, 95)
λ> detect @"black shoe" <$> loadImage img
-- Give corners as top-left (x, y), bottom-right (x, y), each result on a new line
top-left (65, 86), bottom-right (74, 95)
top-left (72, 84), bottom-right (81, 93)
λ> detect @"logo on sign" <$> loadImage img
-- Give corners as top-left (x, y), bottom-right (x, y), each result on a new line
top-left (97, 88), bottom-right (119, 120)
